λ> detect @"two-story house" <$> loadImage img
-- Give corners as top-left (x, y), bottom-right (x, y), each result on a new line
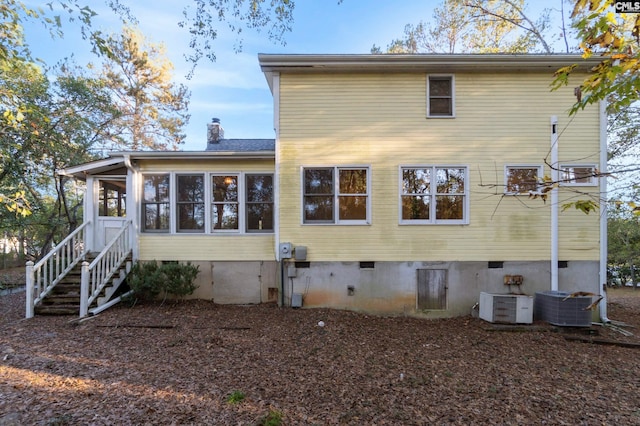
top-left (27, 54), bottom-right (607, 320)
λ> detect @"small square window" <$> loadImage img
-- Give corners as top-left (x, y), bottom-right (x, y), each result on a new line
top-left (560, 165), bottom-right (597, 186)
top-left (427, 75), bottom-right (454, 117)
top-left (505, 166), bottom-right (541, 195)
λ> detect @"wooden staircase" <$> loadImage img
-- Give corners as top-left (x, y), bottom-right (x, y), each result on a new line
top-left (34, 253), bottom-right (131, 315)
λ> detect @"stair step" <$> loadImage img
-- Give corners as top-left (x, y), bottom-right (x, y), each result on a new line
top-left (41, 295), bottom-right (80, 304)
top-left (34, 305), bottom-right (79, 315)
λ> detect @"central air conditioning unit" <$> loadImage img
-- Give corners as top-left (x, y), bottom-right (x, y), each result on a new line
top-left (479, 292), bottom-right (533, 324)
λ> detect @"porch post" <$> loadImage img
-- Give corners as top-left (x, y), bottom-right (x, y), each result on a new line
top-left (85, 176), bottom-right (95, 252)
top-left (79, 261), bottom-right (90, 317)
top-left (25, 261), bottom-right (34, 318)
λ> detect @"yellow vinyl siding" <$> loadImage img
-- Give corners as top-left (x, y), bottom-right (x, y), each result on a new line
top-left (138, 234), bottom-right (275, 261)
top-left (277, 72), bottom-right (600, 262)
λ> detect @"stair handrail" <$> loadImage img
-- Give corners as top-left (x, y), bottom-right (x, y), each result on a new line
top-left (26, 221), bottom-right (90, 318)
top-left (80, 220), bottom-right (132, 317)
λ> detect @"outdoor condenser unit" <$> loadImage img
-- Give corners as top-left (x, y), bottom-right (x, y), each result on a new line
top-left (479, 292), bottom-right (534, 324)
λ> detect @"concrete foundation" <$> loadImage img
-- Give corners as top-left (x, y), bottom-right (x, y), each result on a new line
top-left (186, 261), bottom-right (278, 304)
top-left (281, 260), bottom-right (600, 318)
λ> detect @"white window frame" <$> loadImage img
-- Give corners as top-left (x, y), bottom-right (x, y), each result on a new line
top-left (301, 166), bottom-right (371, 225)
top-left (211, 173), bottom-right (241, 233)
top-left (176, 173), bottom-right (206, 233)
top-left (399, 165), bottom-right (469, 225)
top-left (504, 165), bottom-right (543, 195)
top-left (426, 74), bottom-right (455, 118)
top-left (141, 173), bottom-right (171, 233)
top-left (559, 164), bottom-right (598, 187)
top-left (140, 171), bottom-right (274, 234)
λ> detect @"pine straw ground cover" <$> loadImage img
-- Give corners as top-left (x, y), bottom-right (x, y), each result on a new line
top-left (1, 288), bottom-right (640, 425)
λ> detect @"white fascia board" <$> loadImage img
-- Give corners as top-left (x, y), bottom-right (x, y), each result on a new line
top-left (258, 53), bottom-right (602, 74)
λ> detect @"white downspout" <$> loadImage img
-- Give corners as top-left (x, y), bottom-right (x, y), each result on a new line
top-left (272, 73), bottom-right (286, 307)
top-left (598, 101), bottom-right (610, 323)
top-left (550, 116), bottom-right (559, 292)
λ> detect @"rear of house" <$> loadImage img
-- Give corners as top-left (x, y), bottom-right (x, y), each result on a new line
top-left (44, 54), bottom-right (606, 320)
top-left (260, 54), bottom-right (605, 317)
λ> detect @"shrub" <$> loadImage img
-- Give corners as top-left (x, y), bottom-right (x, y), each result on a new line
top-left (226, 390), bottom-right (245, 404)
top-left (128, 260), bottom-right (199, 302)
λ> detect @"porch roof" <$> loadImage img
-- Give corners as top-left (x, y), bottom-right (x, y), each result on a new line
top-left (59, 148), bottom-right (275, 180)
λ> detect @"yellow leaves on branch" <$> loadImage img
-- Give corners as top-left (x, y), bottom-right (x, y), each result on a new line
top-left (0, 191), bottom-right (32, 217)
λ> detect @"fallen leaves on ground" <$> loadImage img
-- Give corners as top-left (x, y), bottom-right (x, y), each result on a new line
top-left (1, 289), bottom-right (640, 425)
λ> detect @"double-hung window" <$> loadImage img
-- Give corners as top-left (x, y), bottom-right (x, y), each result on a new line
top-left (427, 75), bottom-right (454, 117)
top-left (505, 166), bottom-right (542, 195)
top-left (401, 166), bottom-right (467, 224)
top-left (560, 165), bottom-right (597, 186)
top-left (142, 174), bottom-right (170, 232)
top-left (303, 167), bottom-right (369, 224)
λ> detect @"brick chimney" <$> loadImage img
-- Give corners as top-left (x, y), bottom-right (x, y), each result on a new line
top-left (207, 118), bottom-right (224, 144)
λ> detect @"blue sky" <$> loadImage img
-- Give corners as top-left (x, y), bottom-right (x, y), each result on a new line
top-left (24, 1), bottom-right (561, 151)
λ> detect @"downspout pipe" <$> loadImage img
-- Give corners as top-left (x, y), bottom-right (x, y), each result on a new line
top-left (598, 101), bottom-right (610, 323)
top-left (550, 116), bottom-right (559, 292)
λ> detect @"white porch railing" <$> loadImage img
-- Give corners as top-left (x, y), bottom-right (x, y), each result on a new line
top-left (25, 222), bottom-right (90, 318)
top-left (80, 221), bottom-right (132, 317)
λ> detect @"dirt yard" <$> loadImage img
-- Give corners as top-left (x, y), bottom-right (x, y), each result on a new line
top-left (1, 287), bottom-right (640, 425)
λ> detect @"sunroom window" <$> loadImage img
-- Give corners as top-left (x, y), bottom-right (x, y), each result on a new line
top-left (246, 174), bottom-right (274, 232)
top-left (211, 175), bottom-right (239, 231)
top-left (142, 174), bottom-right (170, 232)
top-left (177, 174), bottom-right (205, 232)
top-left (141, 172), bottom-right (274, 234)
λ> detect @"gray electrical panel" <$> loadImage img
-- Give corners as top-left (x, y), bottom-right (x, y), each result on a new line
top-left (295, 245), bottom-right (307, 261)
top-left (279, 242), bottom-right (292, 258)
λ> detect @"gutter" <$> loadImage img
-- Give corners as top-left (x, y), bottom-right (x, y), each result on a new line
top-left (111, 150), bottom-right (275, 160)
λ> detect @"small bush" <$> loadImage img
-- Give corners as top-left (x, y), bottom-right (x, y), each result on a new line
top-left (226, 390), bottom-right (245, 404)
top-left (260, 409), bottom-right (283, 426)
top-left (128, 260), bottom-right (199, 302)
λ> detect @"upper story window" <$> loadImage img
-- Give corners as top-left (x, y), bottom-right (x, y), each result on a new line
top-left (560, 165), bottom-right (597, 186)
top-left (427, 75), bottom-right (454, 117)
top-left (177, 174), bottom-right (205, 232)
top-left (505, 166), bottom-right (542, 195)
top-left (141, 172), bottom-right (273, 234)
top-left (401, 166), bottom-right (468, 224)
top-left (303, 166), bottom-right (369, 224)
top-left (142, 174), bottom-right (170, 232)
